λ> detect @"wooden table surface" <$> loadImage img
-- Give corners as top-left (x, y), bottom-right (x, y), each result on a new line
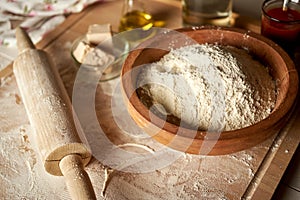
top-left (0, 0), bottom-right (299, 199)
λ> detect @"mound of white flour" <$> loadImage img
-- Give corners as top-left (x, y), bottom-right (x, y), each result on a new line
top-left (137, 44), bottom-right (276, 131)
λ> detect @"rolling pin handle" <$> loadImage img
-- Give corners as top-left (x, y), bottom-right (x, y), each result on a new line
top-left (59, 154), bottom-right (97, 200)
top-left (15, 26), bottom-right (35, 53)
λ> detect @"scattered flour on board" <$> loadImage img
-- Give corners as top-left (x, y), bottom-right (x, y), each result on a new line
top-left (138, 44), bottom-right (276, 131)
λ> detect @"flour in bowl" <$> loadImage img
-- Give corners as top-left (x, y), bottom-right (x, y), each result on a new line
top-left (137, 44), bottom-right (276, 131)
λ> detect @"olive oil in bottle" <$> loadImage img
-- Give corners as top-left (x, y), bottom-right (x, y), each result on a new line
top-left (119, 0), bottom-right (156, 32)
top-left (119, 10), bottom-right (154, 32)
top-left (118, 0), bottom-right (165, 48)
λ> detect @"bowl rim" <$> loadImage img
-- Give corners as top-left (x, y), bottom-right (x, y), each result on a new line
top-left (121, 26), bottom-right (299, 143)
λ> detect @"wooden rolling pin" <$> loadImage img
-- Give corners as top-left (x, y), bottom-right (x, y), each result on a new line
top-left (13, 27), bottom-right (96, 200)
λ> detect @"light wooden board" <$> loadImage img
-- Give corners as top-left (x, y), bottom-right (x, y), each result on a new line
top-left (0, 0), bottom-right (299, 199)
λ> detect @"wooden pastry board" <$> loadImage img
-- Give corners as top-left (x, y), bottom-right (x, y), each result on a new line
top-left (0, 0), bottom-right (299, 199)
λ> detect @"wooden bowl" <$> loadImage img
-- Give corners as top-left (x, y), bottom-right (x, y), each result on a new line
top-left (120, 26), bottom-right (299, 155)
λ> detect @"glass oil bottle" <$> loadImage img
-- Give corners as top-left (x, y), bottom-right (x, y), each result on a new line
top-left (119, 0), bottom-right (155, 32)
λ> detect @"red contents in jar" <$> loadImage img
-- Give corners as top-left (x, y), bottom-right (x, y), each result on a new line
top-left (261, 7), bottom-right (300, 42)
top-left (268, 7), bottom-right (300, 21)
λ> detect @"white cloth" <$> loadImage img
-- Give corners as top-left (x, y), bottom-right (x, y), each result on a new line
top-left (0, 0), bottom-right (106, 62)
